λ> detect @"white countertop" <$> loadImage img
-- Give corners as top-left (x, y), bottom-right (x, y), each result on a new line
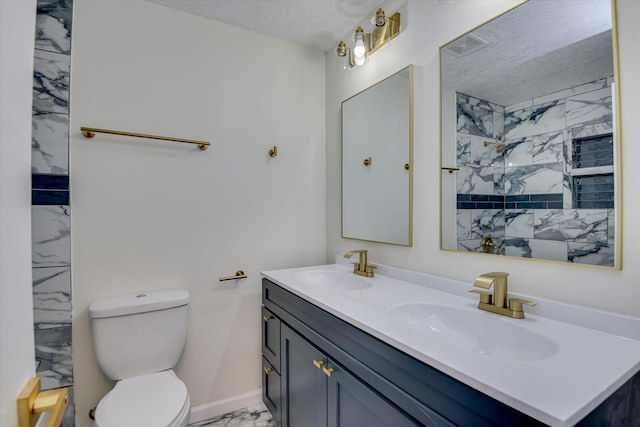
top-left (262, 262), bottom-right (640, 427)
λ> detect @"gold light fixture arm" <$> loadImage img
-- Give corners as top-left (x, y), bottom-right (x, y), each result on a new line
top-left (81, 126), bottom-right (210, 151)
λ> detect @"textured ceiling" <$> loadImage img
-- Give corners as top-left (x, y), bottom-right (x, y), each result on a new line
top-left (146, 0), bottom-right (385, 51)
top-left (441, 0), bottom-right (613, 106)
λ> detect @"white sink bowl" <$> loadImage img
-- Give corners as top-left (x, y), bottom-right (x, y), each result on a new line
top-left (294, 270), bottom-right (372, 291)
top-left (387, 303), bottom-right (559, 362)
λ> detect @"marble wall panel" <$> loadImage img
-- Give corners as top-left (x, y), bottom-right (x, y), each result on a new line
top-left (32, 111), bottom-right (69, 174)
top-left (608, 209), bottom-right (615, 245)
top-left (534, 209), bottom-right (608, 243)
top-left (32, 205), bottom-right (71, 267)
top-left (35, 326), bottom-right (73, 389)
top-left (457, 166), bottom-right (496, 194)
top-left (566, 87), bottom-right (612, 129)
top-left (504, 209), bottom-right (534, 238)
top-left (457, 102), bottom-right (494, 138)
top-left (568, 242), bottom-right (614, 267)
top-left (33, 49), bottom-right (70, 114)
top-left (571, 121), bottom-right (614, 141)
top-left (504, 137), bottom-right (531, 167)
top-left (533, 78), bottom-right (609, 106)
top-left (469, 209), bottom-right (504, 239)
top-left (35, 0), bottom-right (73, 55)
top-left (33, 266), bottom-right (71, 329)
top-left (504, 163), bottom-right (563, 195)
top-left (503, 238), bottom-right (534, 258)
top-left (527, 239), bottom-right (568, 262)
top-left (532, 131), bottom-right (564, 165)
top-left (457, 209), bottom-right (471, 240)
top-left (504, 100), bottom-right (565, 140)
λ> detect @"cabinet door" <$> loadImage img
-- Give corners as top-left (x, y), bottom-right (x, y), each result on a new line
top-left (326, 360), bottom-right (421, 427)
top-left (281, 324), bottom-right (327, 427)
top-left (262, 306), bottom-right (281, 371)
top-left (263, 357), bottom-right (282, 426)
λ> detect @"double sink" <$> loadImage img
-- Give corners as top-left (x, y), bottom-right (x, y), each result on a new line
top-left (264, 262), bottom-right (640, 426)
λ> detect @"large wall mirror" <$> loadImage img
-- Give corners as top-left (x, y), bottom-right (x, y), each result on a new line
top-left (343, 65), bottom-right (414, 246)
top-left (440, 0), bottom-right (620, 268)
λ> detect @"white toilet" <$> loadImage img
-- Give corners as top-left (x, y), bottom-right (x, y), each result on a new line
top-left (89, 289), bottom-right (191, 427)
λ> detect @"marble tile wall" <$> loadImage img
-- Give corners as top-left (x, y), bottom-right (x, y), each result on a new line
top-left (31, 0), bottom-right (75, 425)
top-left (455, 78), bottom-right (615, 266)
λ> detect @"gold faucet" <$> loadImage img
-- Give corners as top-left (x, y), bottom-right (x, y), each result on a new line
top-left (343, 250), bottom-right (375, 277)
top-left (470, 272), bottom-right (536, 319)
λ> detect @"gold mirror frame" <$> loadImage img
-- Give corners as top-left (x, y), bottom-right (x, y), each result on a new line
top-left (342, 65), bottom-right (414, 246)
top-left (439, 0), bottom-right (622, 269)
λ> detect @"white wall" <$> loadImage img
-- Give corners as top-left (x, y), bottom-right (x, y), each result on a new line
top-left (0, 1), bottom-right (37, 426)
top-left (326, 0), bottom-right (640, 317)
top-left (70, 1), bottom-right (325, 425)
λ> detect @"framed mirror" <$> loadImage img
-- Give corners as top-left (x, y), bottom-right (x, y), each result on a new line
top-left (440, 0), bottom-right (620, 268)
top-left (342, 65), bottom-right (414, 246)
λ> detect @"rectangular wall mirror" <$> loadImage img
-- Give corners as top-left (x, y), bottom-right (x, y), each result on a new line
top-left (440, 0), bottom-right (620, 268)
top-left (342, 65), bottom-right (414, 246)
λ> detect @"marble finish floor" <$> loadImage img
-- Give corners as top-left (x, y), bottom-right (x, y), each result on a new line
top-left (189, 403), bottom-right (275, 427)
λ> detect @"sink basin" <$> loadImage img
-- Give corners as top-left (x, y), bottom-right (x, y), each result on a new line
top-left (387, 303), bottom-right (559, 362)
top-left (294, 270), bottom-right (372, 291)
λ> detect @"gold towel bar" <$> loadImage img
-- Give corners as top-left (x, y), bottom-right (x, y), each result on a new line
top-left (18, 377), bottom-right (68, 427)
top-left (81, 127), bottom-right (210, 151)
top-left (219, 270), bottom-right (247, 282)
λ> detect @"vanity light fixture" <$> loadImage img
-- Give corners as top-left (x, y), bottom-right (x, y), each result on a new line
top-left (335, 8), bottom-right (401, 74)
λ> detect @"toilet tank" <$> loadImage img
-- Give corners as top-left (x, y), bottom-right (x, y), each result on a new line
top-left (89, 290), bottom-right (189, 380)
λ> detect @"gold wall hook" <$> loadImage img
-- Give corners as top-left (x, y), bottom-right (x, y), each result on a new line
top-left (363, 157), bottom-right (372, 166)
top-left (218, 270), bottom-right (247, 281)
top-left (268, 146), bottom-right (278, 157)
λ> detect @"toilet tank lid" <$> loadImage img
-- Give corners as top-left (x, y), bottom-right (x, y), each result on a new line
top-left (89, 290), bottom-right (189, 319)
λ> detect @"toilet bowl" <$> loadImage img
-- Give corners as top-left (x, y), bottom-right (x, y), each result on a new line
top-left (89, 290), bottom-right (191, 427)
top-left (94, 370), bottom-right (190, 427)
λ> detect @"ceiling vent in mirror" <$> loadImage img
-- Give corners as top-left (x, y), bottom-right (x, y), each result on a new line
top-left (445, 34), bottom-right (489, 57)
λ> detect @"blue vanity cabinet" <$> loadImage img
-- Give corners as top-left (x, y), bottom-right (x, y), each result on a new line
top-left (263, 278), bottom-right (538, 427)
top-left (262, 306), bottom-right (282, 426)
top-left (262, 306), bottom-right (281, 370)
top-left (281, 323), bottom-right (420, 427)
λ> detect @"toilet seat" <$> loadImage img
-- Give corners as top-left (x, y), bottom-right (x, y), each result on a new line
top-left (95, 370), bottom-right (190, 427)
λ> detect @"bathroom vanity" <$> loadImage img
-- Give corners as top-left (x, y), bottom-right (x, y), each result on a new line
top-left (261, 262), bottom-right (640, 426)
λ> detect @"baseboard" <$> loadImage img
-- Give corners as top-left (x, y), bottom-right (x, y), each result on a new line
top-left (189, 388), bottom-right (262, 423)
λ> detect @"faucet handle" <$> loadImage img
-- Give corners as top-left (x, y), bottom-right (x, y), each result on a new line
top-left (469, 289), bottom-right (492, 304)
top-left (509, 297), bottom-right (537, 312)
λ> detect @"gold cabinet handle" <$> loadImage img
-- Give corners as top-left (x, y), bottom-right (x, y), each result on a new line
top-left (263, 315), bottom-right (274, 322)
top-left (312, 359), bottom-right (324, 369)
top-left (322, 367), bottom-right (334, 377)
top-left (363, 157), bottom-right (372, 166)
top-left (264, 366), bottom-right (273, 375)
top-left (404, 163), bottom-right (410, 170)
top-left (269, 146), bottom-right (278, 157)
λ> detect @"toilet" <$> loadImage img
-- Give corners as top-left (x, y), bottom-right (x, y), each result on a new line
top-left (89, 289), bottom-right (191, 427)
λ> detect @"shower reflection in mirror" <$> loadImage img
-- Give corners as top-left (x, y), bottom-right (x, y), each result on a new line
top-left (440, 0), bottom-right (619, 268)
